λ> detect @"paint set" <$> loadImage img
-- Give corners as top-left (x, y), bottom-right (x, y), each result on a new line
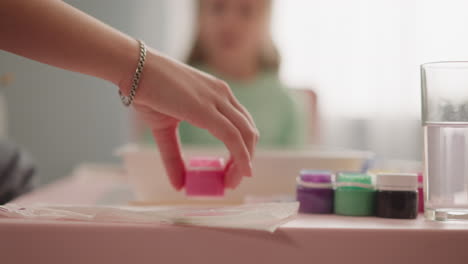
top-left (184, 156), bottom-right (423, 219)
top-left (296, 170), bottom-right (424, 219)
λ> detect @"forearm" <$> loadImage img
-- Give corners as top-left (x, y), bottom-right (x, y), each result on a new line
top-left (0, 0), bottom-right (137, 86)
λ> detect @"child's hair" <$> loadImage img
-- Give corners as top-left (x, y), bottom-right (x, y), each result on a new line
top-left (186, 0), bottom-right (281, 72)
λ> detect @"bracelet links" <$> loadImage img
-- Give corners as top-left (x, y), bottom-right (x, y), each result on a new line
top-left (119, 39), bottom-right (147, 107)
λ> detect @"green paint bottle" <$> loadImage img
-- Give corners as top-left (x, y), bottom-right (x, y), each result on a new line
top-left (334, 173), bottom-right (375, 216)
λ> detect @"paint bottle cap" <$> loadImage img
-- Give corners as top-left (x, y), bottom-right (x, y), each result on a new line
top-left (297, 170), bottom-right (333, 189)
top-left (300, 170), bottom-right (333, 183)
top-left (188, 157), bottom-right (224, 171)
top-left (417, 172), bottom-right (423, 183)
top-left (337, 172), bottom-right (371, 183)
top-left (185, 157), bottom-right (225, 197)
top-left (335, 173), bottom-right (373, 189)
top-left (377, 173), bottom-right (418, 191)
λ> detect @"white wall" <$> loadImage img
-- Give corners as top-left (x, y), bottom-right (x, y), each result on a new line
top-left (0, 0), bottom-right (167, 183)
top-left (321, 119), bottom-right (422, 161)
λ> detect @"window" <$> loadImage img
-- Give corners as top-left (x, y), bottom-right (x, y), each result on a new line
top-left (272, 0), bottom-right (468, 118)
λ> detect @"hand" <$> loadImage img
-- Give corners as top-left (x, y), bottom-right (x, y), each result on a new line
top-left (120, 48), bottom-right (258, 190)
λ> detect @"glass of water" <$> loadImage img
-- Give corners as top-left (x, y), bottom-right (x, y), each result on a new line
top-left (422, 61), bottom-right (468, 221)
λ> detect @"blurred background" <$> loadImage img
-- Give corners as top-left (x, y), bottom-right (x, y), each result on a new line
top-left (2, 0), bottom-right (468, 184)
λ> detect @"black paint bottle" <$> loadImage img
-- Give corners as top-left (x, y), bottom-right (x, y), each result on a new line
top-left (376, 173), bottom-right (418, 219)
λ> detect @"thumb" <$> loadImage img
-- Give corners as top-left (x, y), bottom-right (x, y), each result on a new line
top-left (152, 126), bottom-right (185, 190)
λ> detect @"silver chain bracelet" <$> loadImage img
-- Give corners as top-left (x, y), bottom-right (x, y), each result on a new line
top-left (119, 40), bottom-right (147, 106)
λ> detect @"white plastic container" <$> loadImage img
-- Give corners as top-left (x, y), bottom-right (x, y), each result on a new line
top-left (117, 144), bottom-right (372, 203)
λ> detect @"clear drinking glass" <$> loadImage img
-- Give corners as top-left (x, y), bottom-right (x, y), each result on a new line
top-left (422, 62), bottom-right (468, 221)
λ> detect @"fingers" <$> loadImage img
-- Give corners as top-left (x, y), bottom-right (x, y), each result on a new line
top-left (134, 73), bottom-right (259, 191)
top-left (151, 126), bottom-right (185, 191)
top-left (217, 103), bottom-right (257, 175)
top-left (231, 101), bottom-right (259, 154)
top-left (219, 80), bottom-right (257, 132)
top-left (229, 95), bottom-right (258, 133)
top-left (225, 161), bottom-right (244, 189)
top-left (212, 81), bottom-right (259, 188)
top-left (222, 81), bottom-right (259, 151)
top-left (204, 110), bottom-right (252, 188)
top-left (134, 105), bottom-right (186, 190)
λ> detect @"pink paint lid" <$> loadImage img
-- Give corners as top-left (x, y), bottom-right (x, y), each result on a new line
top-left (188, 157), bottom-right (225, 171)
top-left (417, 172), bottom-right (423, 188)
top-left (186, 157), bottom-right (225, 197)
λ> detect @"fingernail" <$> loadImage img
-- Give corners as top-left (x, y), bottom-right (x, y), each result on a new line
top-left (230, 168), bottom-right (242, 189)
top-left (245, 162), bottom-right (253, 177)
top-left (174, 182), bottom-right (184, 191)
top-left (231, 176), bottom-right (242, 189)
top-left (244, 162), bottom-right (253, 177)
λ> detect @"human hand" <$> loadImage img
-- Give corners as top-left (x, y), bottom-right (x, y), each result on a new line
top-left (119, 48), bottom-right (258, 190)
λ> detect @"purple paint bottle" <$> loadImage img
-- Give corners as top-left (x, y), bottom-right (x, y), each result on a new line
top-left (296, 170), bottom-right (334, 214)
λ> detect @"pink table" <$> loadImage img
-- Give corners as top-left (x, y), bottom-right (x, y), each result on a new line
top-left (1, 173), bottom-right (468, 264)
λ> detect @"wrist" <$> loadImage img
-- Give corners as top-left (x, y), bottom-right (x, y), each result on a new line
top-left (119, 47), bottom-right (165, 102)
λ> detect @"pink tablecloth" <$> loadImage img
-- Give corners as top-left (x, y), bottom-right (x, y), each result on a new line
top-left (1, 171), bottom-right (468, 264)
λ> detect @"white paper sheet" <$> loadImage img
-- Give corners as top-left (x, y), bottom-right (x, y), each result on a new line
top-left (0, 202), bottom-right (299, 232)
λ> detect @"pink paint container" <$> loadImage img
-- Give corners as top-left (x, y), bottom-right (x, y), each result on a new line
top-left (418, 172), bottom-right (424, 213)
top-left (185, 157), bottom-right (225, 197)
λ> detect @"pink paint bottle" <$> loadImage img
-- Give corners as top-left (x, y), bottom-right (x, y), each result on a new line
top-left (418, 172), bottom-right (424, 213)
top-left (185, 157), bottom-right (225, 197)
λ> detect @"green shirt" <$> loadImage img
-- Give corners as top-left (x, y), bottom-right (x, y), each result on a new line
top-left (145, 66), bottom-right (307, 148)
